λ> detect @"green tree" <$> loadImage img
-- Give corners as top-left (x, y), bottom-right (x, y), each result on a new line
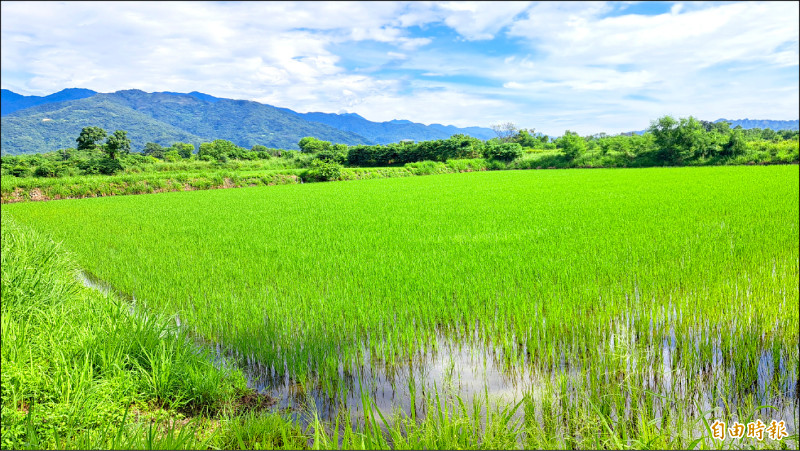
top-left (76, 126), bottom-right (107, 151)
top-left (304, 158), bottom-right (342, 181)
top-left (298, 137), bottom-right (331, 153)
top-left (442, 134), bottom-right (483, 159)
top-left (483, 142), bottom-right (523, 161)
top-left (723, 129), bottom-right (748, 157)
top-left (513, 129), bottom-right (541, 148)
top-left (163, 149), bottom-right (181, 162)
top-left (317, 145), bottom-right (348, 164)
top-left (58, 148), bottom-right (73, 162)
top-left (171, 142), bottom-right (195, 159)
top-left (649, 115), bottom-right (713, 163)
top-left (104, 130), bottom-right (131, 160)
top-left (197, 140), bottom-right (241, 161)
top-left (649, 115), bottom-right (680, 163)
top-left (557, 130), bottom-right (587, 160)
top-left (142, 142), bottom-right (165, 159)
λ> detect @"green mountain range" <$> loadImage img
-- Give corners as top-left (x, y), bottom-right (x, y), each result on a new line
top-left (714, 118), bottom-right (799, 131)
top-left (1, 90), bottom-right (371, 155)
top-left (1, 96), bottom-right (207, 156)
top-left (4, 88), bottom-right (796, 156)
top-left (293, 111), bottom-right (497, 143)
top-left (0, 88), bottom-right (97, 115)
top-left (1, 89), bottom-right (499, 155)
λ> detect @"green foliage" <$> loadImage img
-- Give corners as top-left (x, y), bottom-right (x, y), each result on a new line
top-left (75, 126), bottom-right (107, 151)
top-left (724, 128), bottom-right (748, 157)
top-left (348, 137), bottom-right (486, 166)
top-left (304, 158), bottom-right (343, 181)
top-left (648, 115), bottom-right (719, 163)
top-left (513, 128), bottom-right (549, 148)
top-left (8, 165), bottom-right (30, 177)
top-left (78, 157), bottom-right (124, 175)
top-left (483, 142), bottom-right (523, 161)
top-left (171, 142), bottom-right (195, 159)
top-left (58, 148), bottom-right (73, 161)
top-left (98, 157), bottom-right (124, 175)
top-left (163, 150), bottom-right (181, 162)
top-left (316, 145), bottom-right (348, 164)
top-left (441, 134), bottom-right (484, 159)
top-left (556, 130), bottom-right (587, 160)
top-left (142, 142), bottom-right (165, 158)
top-left (198, 139), bottom-right (245, 161)
top-left (298, 136), bottom-right (331, 153)
top-left (104, 130), bottom-right (131, 160)
top-left (33, 162), bottom-right (67, 178)
top-left (0, 215), bottom-right (248, 449)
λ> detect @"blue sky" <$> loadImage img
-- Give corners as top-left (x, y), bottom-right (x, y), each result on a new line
top-left (2, 1), bottom-right (798, 135)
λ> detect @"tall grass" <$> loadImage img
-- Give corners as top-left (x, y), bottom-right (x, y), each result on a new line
top-left (0, 215), bottom-right (250, 449)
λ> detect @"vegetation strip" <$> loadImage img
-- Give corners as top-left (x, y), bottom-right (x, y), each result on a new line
top-left (3, 115), bottom-right (798, 204)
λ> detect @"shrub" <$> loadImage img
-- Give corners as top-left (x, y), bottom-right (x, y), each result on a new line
top-left (164, 150), bottom-right (182, 162)
top-left (33, 163), bottom-right (67, 178)
top-left (98, 157), bottom-right (124, 175)
top-left (404, 160), bottom-right (446, 175)
top-left (304, 159), bottom-right (342, 182)
top-left (316, 147), bottom-right (347, 164)
top-left (556, 131), bottom-right (587, 160)
top-left (8, 166), bottom-right (30, 177)
top-left (483, 142), bottom-right (523, 162)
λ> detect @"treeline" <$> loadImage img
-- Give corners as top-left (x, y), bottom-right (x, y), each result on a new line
top-left (2, 115), bottom-right (798, 180)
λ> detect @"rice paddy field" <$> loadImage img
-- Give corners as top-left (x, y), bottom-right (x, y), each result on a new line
top-left (3, 165), bottom-right (799, 448)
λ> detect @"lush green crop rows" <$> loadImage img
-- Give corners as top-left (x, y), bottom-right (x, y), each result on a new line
top-left (3, 165), bottom-right (798, 445)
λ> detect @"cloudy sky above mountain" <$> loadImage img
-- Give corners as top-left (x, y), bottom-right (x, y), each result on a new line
top-left (2, 1), bottom-right (798, 135)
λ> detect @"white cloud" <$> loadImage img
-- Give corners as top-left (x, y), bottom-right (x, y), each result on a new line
top-left (435, 1), bottom-right (532, 40)
top-left (1, 1), bottom-right (797, 136)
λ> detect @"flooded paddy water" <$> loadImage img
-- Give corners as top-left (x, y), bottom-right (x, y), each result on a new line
top-left (80, 269), bottom-right (798, 444)
top-left (240, 324), bottom-right (798, 437)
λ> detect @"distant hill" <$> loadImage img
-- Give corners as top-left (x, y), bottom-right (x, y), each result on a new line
top-left (1, 88), bottom-right (500, 155)
top-left (1, 90), bottom-right (372, 155)
top-left (1, 88), bottom-right (97, 116)
top-left (4, 89), bottom-right (797, 155)
top-left (714, 118), bottom-right (799, 131)
top-left (160, 91), bottom-right (222, 103)
top-left (99, 89), bottom-right (371, 150)
top-left (293, 111), bottom-right (496, 144)
top-left (1, 96), bottom-right (206, 156)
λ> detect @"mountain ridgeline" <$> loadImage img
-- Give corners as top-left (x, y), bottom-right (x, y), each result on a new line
top-left (2, 88), bottom-right (798, 156)
top-left (0, 89), bottom-right (497, 155)
top-left (0, 88), bottom-right (97, 115)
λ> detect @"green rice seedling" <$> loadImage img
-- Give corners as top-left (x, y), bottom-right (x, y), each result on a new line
top-left (3, 165), bottom-right (798, 448)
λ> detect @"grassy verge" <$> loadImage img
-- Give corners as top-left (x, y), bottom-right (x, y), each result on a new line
top-left (4, 152), bottom-right (798, 204)
top-left (0, 215), bottom-right (277, 448)
top-left (3, 158), bottom-right (514, 203)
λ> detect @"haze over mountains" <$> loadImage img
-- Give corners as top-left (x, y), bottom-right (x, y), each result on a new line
top-left (1, 88), bottom-right (798, 156)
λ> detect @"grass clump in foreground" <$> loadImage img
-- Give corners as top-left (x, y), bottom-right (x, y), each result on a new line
top-left (0, 215), bottom-right (289, 449)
